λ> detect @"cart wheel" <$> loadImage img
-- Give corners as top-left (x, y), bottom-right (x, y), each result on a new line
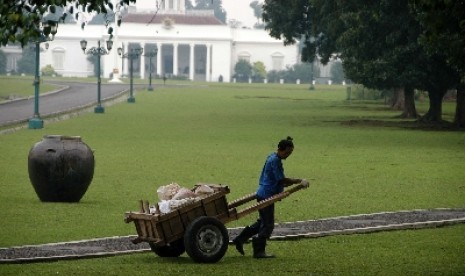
top-left (149, 239), bottom-right (185, 257)
top-left (184, 216), bottom-right (229, 263)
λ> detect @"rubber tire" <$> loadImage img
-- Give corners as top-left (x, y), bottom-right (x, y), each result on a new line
top-left (184, 216), bottom-right (229, 263)
top-left (149, 238), bottom-right (185, 257)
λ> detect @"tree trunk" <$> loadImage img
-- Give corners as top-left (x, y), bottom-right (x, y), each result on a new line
top-left (391, 88), bottom-right (404, 110)
top-left (421, 89), bottom-right (446, 122)
top-left (454, 83), bottom-right (465, 128)
top-left (400, 86), bottom-right (419, 118)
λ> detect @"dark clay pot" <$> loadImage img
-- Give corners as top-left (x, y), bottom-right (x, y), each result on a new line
top-left (28, 135), bottom-right (95, 202)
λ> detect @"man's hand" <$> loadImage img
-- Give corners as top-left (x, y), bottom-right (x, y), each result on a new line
top-left (301, 179), bottom-right (310, 189)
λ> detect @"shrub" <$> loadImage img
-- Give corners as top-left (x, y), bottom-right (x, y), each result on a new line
top-left (41, 64), bottom-right (57, 76)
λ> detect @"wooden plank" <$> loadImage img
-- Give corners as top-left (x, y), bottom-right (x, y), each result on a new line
top-left (125, 212), bottom-right (159, 221)
top-left (150, 219), bottom-right (160, 241)
top-left (228, 192), bottom-right (256, 208)
top-left (137, 220), bottom-right (148, 239)
top-left (143, 200), bottom-right (150, 214)
top-left (233, 183), bottom-right (306, 220)
top-left (139, 200), bottom-right (144, 213)
top-left (179, 205), bottom-right (204, 226)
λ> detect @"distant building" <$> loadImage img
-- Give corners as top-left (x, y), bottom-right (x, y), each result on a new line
top-left (1, 1), bottom-right (340, 83)
top-left (35, 0), bottom-right (299, 82)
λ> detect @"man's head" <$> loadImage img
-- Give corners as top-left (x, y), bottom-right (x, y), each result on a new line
top-left (277, 136), bottom-right (294, 159)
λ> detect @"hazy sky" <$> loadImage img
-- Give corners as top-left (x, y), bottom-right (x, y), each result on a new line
top-left (222, 0), bottom-right (261, 27)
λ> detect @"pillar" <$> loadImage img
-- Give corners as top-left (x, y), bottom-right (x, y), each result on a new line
top-left (157, 43), bottom-right (162, 76)
top-left (189, 43), bottom-right (195, 81)
top-left (206, 43), bottom-right (211, 82)
top-left (173, 43), bottom-right (178, 76)
top-left (140, 44), bottom-right (146, 79)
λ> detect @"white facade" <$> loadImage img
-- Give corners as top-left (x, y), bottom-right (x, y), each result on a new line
top-left (37, 2), bottom-right (299, 82)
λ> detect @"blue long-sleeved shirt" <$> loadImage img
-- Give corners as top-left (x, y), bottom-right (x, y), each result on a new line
top-left (256, 152), bottom-right (285, 199)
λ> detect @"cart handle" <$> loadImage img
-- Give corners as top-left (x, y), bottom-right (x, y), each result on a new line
top-left (223, 183), bottom-right (306, 223)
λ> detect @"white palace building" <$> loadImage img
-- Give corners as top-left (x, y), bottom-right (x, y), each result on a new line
top-left (34, 0), bottom-right (302, 83)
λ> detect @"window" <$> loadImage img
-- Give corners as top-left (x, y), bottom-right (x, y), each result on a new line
top-left (237, 51), bottom-right (251, 63)
top-left (271, 52), bottom-right (284, 71)
top-left (52, 48), bottom-right (65, 70)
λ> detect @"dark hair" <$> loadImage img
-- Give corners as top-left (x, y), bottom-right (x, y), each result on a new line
top-left (278, 136), bottom-right (294, 150)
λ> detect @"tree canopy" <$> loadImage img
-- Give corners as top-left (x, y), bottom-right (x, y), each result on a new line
top-left (410, 0), bottom-right (465, 80)
top-left (262, 0), bottom-right (464, 125)
top-left (0, 0), bottom-right (136, 47)
top-left (192, 0), bottom-right (226, 23)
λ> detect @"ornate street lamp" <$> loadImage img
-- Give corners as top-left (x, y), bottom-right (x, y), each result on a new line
top-left (143, 46), bottom-right (158, 91)
top-left (28, 20), bottom-right (58, 129)
top-left (80, 39), bottom-right (113, 113)
top-left (117, 46), bottom-right (143, 103)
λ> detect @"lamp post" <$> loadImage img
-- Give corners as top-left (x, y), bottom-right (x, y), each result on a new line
top-left (28, 20), bottom-right (58, 129)
top-left (143, 46), bottom-right (158, 91)
top-left (117, 46), bottom-right (143, 103)
top-left (80, 39), bottom-right (113, 113)
top-left (309, 59), bottom-right (315, 90)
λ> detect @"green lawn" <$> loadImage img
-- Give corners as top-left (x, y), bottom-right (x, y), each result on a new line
top-left (0, 76), bottom-right (58, 101)
top-left (0, 82), bottom-right (463, 275)
top-left (0, 75), bottom-right (181, 102)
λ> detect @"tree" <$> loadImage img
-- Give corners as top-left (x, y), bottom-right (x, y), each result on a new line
top-left (88, 10), bottom-right (115, 25)
top-left (250, 1), bottom-right (263, 24)
top-left (410, 0), bottom-right (465, 127)
top-left (330, 61), bottom-right (344, 84)
top-left (193, 0), bottom-right (226, 23)
top-left (250, 1), bottom-right (265, 29)
top-left (262, 0), bottom-right (461, 124)
top-left (87, 54), bottom-right (101, 77)
top-left (0, 49), bottom-right (6, 74)
top-left (234, 59), bottom-right (252, 82)
top-left (0, 0), bottom-right (135, 47)
top-left (252, 61), bottom-right (266, 82)
top-left (185, 0), bottom-right (195, 10)
top-left (17, 45), bottom-right (36, 75)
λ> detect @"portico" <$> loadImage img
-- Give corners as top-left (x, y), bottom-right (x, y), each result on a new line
top-left (118, 42), bottom-right (211, 81)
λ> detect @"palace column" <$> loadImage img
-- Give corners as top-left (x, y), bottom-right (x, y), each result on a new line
top-left (173, 43), bottom-right (179, 76)
top-left (206, 43), bottom-right (211, 82)
top-left (157, 43), bottom-right (162, 76)
top-left (140, 43), bottom-right (146, 79)
top-left (122, 44), bottom-right (128, 76)
top-left (189, 43), bottom-right (195, 81)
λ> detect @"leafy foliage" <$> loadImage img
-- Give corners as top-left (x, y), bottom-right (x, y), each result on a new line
top-left (249, 1), bottom-right (263, 24)
top-left (0, 0), bottom-right (136, 47)
top-left (410, 0), bottom-right (465, 80)
top-left (330, 61), bottom-right (345, 84)
top-left (193, 0), bottom-right (226, 23)
top-left (252, 61), bottom-right (266, 82)
top-left (41, 64), bottom-right (56, 76)
top-left (16, 44), bottom-right (35, 74)
top-left (233, 59), bottom-right (252, 82)
top-left (262, 0), bottom-right (462, 122)
top-left (0, 49), bottom-right (6, 74)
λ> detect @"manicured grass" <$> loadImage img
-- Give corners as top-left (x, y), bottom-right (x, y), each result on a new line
top-left (0, 83), bottom-right (463, 274)
top-left (0, 76), bottom-right (58, 101)
top-left (1, 225), bottom-right (464, 275)
top-left (0, 75), bottom-right (186, 101)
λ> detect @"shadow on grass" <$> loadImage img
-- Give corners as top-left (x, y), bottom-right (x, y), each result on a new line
top-left (340, 119), bottom-right (461, 131)
top-left (234, 95), bottom-right (318, 101)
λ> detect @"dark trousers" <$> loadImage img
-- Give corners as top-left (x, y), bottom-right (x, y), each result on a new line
top-left (249, 197), bottom-right (275, 239)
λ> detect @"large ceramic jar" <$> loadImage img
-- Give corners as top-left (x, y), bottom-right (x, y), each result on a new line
top-left (28, 135), bottom-right (95, 202)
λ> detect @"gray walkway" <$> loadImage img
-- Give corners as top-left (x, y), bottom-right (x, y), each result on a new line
top-left (1, 208), bottom-right (464, 263)
top-left (0, 81), bottom-right (136, 127)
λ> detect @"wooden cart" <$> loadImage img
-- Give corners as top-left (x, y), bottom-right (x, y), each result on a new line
top-left (124, 183), bottom-right (306, 263)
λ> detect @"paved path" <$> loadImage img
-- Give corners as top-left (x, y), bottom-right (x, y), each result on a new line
top-left (0, 81), bottom-right (137, 127)
top-left (1, 208), bottom-right (464, 263)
